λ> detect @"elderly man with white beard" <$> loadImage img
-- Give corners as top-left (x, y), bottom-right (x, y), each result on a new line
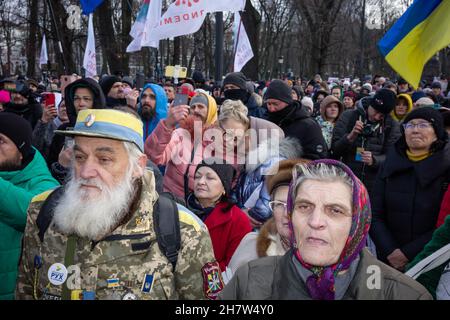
top-left (15, 108), bottom-right (223, 300)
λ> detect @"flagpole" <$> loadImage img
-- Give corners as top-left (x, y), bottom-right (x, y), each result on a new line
top-left (214, 12), bottom-right (224, 82)
top-left (46, 0), bottom-right (68, 73)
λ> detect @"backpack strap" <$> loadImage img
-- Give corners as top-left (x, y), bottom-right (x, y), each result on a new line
top-left (36, 186), bottom-right (65, 243)
top-left (153, 194), bottom-right (181, 271)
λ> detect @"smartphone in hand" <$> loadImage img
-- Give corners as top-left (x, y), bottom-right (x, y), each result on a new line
top-left (173, 93), bottom-right (189, 107)
top-left (42, 92), bottom-right (56, 108)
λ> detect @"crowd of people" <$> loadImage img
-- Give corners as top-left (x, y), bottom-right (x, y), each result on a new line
top-left (0, 70), bottom-right (449, 300)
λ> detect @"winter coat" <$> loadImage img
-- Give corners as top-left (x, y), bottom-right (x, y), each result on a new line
top-left (46, 78), bottom-right (107, 176)
top-left (407, 215), bottom-right (450, 298)
top-left (219, 248), bottom-right (432, 300)
top-left (316, 95), bottom-right (344, 149)
top-left (246, 93), bottom-right (266, 119)
top-left (187, 200), bottom-right (252, 272)
top-left (227, 218), bottom-right (288, 277)
top-left (0, 149), bottom-right (59, 300)
top-left (331, 106), bottom-right (401, 193)
top-left (235, 137), bottom-right (303, 223)
top-left (32, 120), bottom-right (59, 161)
top-left (436, 186), bottom-right (450, 228)
top-left (138, 83), bottom-right (168, 141)
top-left (267, 101), bottom-right (328, 160)
top-left (370, 142), bottom-right (450, 263)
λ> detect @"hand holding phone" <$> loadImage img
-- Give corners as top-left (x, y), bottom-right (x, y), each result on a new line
top-left (173, 93), bottom-right (189, 107)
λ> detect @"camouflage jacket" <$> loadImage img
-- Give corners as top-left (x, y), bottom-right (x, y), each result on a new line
top-left (16, 170), bottom-right (222, 300)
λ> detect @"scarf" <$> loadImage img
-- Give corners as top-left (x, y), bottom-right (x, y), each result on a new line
top-left (287, 159), bottom-right (372, 300)
top-left (267, 103), bottom-right (295, 125)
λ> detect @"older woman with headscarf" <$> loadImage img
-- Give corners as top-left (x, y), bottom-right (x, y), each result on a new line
top-left (219, 160), bottom-right (432, 300)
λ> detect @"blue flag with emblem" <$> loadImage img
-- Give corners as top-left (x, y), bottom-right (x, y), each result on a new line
top-left (79, 0), bottom-right (104, 15)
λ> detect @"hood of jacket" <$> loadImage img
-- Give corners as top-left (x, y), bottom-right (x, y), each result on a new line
top-left (138, 83), bottom-right (168, 122)
top-left (391, 93), bottom-right (413, 122)
top-left (245, 136), bottom-right (303, 173)
top-left (64, 78), bottom-right (107, 126)
top-left (319, 95), bottom-right (344, 121)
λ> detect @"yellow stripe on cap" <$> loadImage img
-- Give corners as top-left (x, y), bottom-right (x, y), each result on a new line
top-left (77, 109), bottom-right (143, 137)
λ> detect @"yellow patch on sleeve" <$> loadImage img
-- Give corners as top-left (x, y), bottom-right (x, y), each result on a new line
top-left (178, 210), bottom-right (204, 232)
top-left (31, 190), bottom-right (54, 203)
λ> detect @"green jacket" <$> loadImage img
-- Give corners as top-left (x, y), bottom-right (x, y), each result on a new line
top-left (407, 215), bottom-right (450, 298)
top-left (220, 248), bottom-right (432, 300)
top-left (0, 149), bottom-right (59, 300)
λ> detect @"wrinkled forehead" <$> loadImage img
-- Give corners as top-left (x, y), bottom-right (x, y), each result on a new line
top-left (73, 136), bottom-right (128, 156)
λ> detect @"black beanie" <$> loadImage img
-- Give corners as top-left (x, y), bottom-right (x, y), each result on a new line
top-left (403, 107), bottom-right (446, 141)
top-left (222, 72), bottom-right (248, 91)
top-left (370, 88), bottom-right (396, 114)
top-left (0, 112), bottom-right (33, 159)
top-left (195, 158), bottom-right (236, 196)
top-left (99, 75), bottom-right (121, 96)
top-left (264, 79), bottom-right (293, 105)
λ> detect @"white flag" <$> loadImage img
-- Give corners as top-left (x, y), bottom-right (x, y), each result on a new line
top-left (233, 12), bottom-right (253, 72)
top-left (39, 34), bottom-right (48, 68)
top-left (127, 0), bottom-right (162, 52)
top-left (83, 14), bottom-right (97, 78)
top-left (143, 0), bottom-right (246, 45)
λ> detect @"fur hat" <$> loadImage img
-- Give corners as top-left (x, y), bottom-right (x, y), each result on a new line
top-left (266, 159), bottom-right (310, 195)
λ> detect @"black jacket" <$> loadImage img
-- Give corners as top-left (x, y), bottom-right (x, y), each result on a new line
top-left (331, 106), bottom-right (401, 193)
top-left (268, 101), bottom-right (328, 160)
top-left (370, 141), bottom-right (450, 262)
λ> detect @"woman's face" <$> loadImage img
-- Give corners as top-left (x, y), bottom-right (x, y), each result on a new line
top-left (395, 100), bottom-right (408, 116)
top-left (219, 118), bottom-right (249, 152)
top-left (194, 166), bottom-right (225, 204)
top-left (343, 96), bottom-right (354, 109)
top-left (291, 90), bottom-right (299, 101)
top-left (404, 119), bottom-right (437, 153)
top-left (271, 185), bottom-right (290, 239)
top-left (325, 103), bottom-right (340, 121)
top-left (291, 180), bottom-right (352, 267)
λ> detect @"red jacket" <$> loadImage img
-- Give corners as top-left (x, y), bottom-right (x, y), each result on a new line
top-left (436, 186), bottom-right (450, 228)
top-left (204, 202), bottom-right (252, 271)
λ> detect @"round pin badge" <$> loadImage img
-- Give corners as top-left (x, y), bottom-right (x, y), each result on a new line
top-left (122, 292), bottom-right (137, 300)
top-left (84, 114), bottom-right (96, 127)
top-left (47, 263), bottom-right (68, 286)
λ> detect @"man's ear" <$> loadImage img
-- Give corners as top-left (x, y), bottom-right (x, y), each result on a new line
top-left (133, 154), bottom-right (148, 178)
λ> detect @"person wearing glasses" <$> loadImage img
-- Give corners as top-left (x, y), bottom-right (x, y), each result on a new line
top-left (225, 159), bottom-right (308, 282)
top-left (371, 107), bottom-right (450, 271)
top-left (217, 100), bottom-right (302, 229)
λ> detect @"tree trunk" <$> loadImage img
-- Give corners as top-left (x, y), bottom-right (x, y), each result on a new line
top-left (241, 0), bottom-right (261, 80)
top-left (26, 0), bottom-right (39, 78)
top-left (173, 37), bottom-right (181, 65)
top-left (51, 0), bottom-right (76, 74)
top-left (121, 0), bottom-right (131, 74)
top-left (96, 1), bottom-right (121, 74)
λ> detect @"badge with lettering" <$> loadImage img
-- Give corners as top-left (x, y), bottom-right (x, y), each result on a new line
top-left (47, 263), bottom-right (68, 286)
top-left (122, 291), bottom-right (137, 300)
top-left (141, 274), bottom-right (154, 294)
top-left (201, 262), bottom-right (224, 300)
top-left (42, 292), bottom-right (62, 300)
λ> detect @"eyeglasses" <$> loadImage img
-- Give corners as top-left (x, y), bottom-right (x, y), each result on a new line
top-left (269, 200), bottom-right (287, 212)
top-left (403, 122), bottom-right (433, 131)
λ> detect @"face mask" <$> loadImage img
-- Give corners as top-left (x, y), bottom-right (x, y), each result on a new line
top-left (224, 89), bottom-right (249, 103)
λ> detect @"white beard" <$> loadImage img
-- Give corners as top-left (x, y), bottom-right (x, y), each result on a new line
top-left (52, 169), bottom-right (136, 241)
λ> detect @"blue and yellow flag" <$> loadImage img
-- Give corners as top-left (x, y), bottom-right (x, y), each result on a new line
top-left (378, 0), bottom-right (450, 89)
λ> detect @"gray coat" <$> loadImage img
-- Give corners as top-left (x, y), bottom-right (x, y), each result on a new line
top-left (219, 248), bottom-right (432, 300)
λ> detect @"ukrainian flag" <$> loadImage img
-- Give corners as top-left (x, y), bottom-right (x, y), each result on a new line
top-left (378, 0), bottom-right (450, 89)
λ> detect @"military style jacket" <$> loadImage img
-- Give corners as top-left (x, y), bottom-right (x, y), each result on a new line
top-left (16, 171), bottom-right (222, 300)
